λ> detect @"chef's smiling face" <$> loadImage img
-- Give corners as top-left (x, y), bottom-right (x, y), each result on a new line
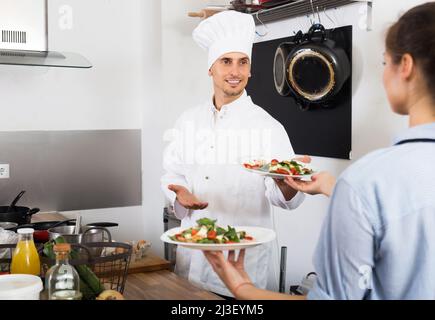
top-left (209, 52), bottom-right (251, 98)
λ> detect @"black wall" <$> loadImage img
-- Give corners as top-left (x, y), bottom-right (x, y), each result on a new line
top-left (247, 25), bottom-right (352, 159)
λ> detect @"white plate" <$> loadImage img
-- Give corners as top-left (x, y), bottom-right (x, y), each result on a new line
top-left (160, 226), bottom-right (276, 251)
top-left (243, 167), bottom-right (314, 180)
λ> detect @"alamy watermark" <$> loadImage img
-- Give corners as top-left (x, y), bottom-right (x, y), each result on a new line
top-left (358, 264), bottom-right (373, 290)
top-left (59, 5), bottom-right (73, 30)
top-left (163, 121), bottom-right (275, 166)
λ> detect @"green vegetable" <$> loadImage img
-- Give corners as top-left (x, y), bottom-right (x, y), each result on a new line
top-left (43, 242), bottom-right (56, 260)
top-left (70, 250), bottom-right (104, 296)
top-left (80, 279), bottom-right (96, 300)
top-left (216, 227), bottom-right (226, 236)
top-left (290, 160), bottom-right (300, 167)
top-left (197, 239), bottom-right (215, 244)
top-left (224, 226), bottom-right (240, 243)
top-left (196, 218), bottom-right (216, 228)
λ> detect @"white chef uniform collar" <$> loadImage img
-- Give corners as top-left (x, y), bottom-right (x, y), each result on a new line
top-left (192, 10), bottom-right (256, 70)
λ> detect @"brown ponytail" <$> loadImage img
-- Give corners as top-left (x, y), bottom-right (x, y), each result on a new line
top-left (386, 2), bottom-right (435, 101)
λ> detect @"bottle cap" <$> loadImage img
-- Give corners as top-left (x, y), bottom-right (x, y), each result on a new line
top-left (53, 243), bottom-right (71, 252)
top-left (17, 228), bottom-right (35, 234)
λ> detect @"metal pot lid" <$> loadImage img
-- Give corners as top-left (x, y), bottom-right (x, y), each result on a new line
top-left (0, 222), bottom-right (18, 230)
top-left (287, 48), bottom-right (336, 101)
top-left (274, 46), bottom-right (289, 96)
top-left (86, 222), bottom-right (118, 228)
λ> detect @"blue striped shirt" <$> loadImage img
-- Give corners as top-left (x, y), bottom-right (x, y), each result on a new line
top-left (308, 122), bottom-right (435, 300)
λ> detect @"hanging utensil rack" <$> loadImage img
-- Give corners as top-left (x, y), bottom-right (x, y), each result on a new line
top-left (251, 0), bottom-right (372, 25)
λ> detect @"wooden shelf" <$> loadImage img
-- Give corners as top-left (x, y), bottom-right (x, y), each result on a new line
top-left (251, 0), bottom-right (372, 25)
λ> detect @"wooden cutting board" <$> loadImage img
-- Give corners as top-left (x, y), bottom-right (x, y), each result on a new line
top-left (128, 254), bottom-right (172, 274)
top-left (31, 212), bottom-right (67, 222)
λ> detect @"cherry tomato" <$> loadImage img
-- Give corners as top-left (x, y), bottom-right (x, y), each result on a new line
top-left (271, 159), bottom-right (279, 165)
top-left (191, 229), bottom-right (198, 236)
top-left (274, 168), bottom-right (289, 175)
top-left (176, 235), bottom-right (186, 242)
top-left (207, 230), bottom-right (217, 240)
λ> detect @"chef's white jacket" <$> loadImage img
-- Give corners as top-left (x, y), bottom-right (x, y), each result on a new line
top-left (161, 91), bottom-right (305, 296)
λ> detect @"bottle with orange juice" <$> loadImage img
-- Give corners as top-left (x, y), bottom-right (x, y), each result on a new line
top-left (11, 228), bottom-right (41, 276)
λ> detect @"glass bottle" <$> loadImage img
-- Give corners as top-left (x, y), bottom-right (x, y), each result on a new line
top-left (10, 228), bottom-right (41, 276)
top-left (45, 243), bottom-right (82, 300)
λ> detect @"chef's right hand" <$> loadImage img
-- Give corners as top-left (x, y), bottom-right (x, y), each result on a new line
top-left (168, 185), bottom-right (209, 210)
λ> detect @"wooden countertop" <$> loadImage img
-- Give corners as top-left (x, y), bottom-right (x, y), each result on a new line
top-left (125, 254), bottom-right (222, 300)
top-left (40, 270), bottom-right (223, 300)
top-left (123, 270), bottom-right (224, 300)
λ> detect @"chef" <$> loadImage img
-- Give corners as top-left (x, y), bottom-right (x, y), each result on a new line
top-left (161, 10), bottom-right (305, 298)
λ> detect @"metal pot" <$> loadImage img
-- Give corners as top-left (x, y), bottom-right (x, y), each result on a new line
top-left (48, 225), bottom-right (112, 256)
top-left (0, 222), bottom-right (18, 231)
top-left (48, 225), bottom-right (111, 243)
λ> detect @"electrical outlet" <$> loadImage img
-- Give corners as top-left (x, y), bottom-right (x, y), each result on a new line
top-left (0, 164), bottom-right (10, 179)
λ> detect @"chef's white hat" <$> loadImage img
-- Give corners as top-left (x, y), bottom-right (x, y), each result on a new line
top-left (192, 10), bottom-right (256, 70)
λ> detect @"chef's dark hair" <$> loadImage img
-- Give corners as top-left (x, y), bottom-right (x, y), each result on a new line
top-left (386, 2), bottom-right (435, 101)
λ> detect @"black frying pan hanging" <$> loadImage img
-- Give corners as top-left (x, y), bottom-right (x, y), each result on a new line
top-left (273, 30), bottom-right (304, 96)
top-left (273, 24), bottom-right (351, 110)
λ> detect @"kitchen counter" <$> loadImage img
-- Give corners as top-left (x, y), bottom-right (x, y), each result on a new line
top-left (40, 265), bottom-right (223, 300)
top-left (124, 270), bottom-right (223, 300)
top-left (32, 212), bottom-right (223, 300)
top-left (124, 254), bottom-right (222, 299)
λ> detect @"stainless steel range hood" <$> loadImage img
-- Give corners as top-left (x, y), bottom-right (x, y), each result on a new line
top-left (0, 0), bottom-right (92, 68)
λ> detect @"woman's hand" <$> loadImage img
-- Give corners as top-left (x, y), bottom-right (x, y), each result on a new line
top-left (272, 155), bottom-right (312, 200)
top-left (203, 249), bottom-right (252, 295)
top-left (204, 250), bottom-right (305, 300)
top-left (284, 171), bottom-right (336, 197)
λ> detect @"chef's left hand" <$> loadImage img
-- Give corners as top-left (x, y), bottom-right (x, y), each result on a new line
top-left (273, 178), bottom-right (298, 200)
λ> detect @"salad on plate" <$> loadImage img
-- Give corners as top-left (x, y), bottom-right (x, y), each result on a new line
top-left (243, 158), bottom-right (314, 176)
top-left (169, 218), bottom-right (254, 244)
